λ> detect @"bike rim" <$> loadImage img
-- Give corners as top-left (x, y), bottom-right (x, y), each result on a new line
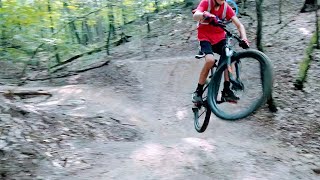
top-left (208, 50), bottom-right (273, 120)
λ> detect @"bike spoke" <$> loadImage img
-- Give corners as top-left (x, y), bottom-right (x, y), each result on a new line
top-left (208, 50), bottom-right (272, 120)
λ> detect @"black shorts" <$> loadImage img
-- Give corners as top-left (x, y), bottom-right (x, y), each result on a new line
top-left (200, 40), bottom-right (226, 56)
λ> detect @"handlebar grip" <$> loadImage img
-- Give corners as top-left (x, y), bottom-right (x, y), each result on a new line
top-left (239, 40), bottom-right (249, 49)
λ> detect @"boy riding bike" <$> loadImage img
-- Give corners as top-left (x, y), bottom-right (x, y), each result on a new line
top-left (192, 0), bottom-right (249, 104)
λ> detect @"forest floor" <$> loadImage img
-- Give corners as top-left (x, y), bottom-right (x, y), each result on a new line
top-left (1, 0), bottom-right (320, 179)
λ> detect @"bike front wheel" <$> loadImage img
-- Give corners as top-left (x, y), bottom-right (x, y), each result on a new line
top-left (207, 49), bottom-right (273, 120)
top-left (193, 83), bottom-right (211, 133)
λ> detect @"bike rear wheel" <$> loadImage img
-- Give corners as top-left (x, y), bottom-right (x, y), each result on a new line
top-left (193, 83), bottom-right (211, 133)
top-left (207, 49), bottom-right (273, 120)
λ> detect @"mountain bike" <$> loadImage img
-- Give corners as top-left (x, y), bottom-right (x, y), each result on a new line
top-left (192, 22), bottom-right (273, 133)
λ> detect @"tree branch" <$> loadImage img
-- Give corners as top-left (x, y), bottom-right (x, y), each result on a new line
top-left (27, 60), bottom-right (110, 81)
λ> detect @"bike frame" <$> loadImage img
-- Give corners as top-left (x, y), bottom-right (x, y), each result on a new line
top-left (193, 20), bottom-right (273, 122)
top-left (203, 26), bottom-right (243, 95)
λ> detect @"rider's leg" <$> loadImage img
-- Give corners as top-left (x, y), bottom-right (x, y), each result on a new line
top-left (210, 39), bottom-right (239, 102)
top-left (199, 54), bottom-right (215, 86)
top-left (195, 43), bottom-right (205, 59)
top-left (213, 39), bottom-right (231, 89)
top-left (222, 65), bottom-right (239, 101)
top-left (192, 54), bottom-right (216, 103)
top-left (222, 58), bottom-right (240, 101)
top-left (192, 41), bottom-right (214, 104)
top-left (223, 61), bottom-right (236, 82)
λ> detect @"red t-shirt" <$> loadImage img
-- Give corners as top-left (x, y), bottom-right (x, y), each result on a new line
top-left (196, 0), bottom-right (235, 45)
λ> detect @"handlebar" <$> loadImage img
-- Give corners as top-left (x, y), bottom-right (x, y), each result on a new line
top-left (209, 20), bottom-right (240, 41)
top-left (208, 20), bottom-right (249, 86)
top-left (209, 21), bottom-right (249, 49)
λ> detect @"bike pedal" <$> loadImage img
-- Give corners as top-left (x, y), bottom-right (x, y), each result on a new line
top-left (220, 97), bottom-right (238, 104)
top-left (193, 103), bottom-right (202, 108)
top-left (227, 100), bottom-right (238, 104)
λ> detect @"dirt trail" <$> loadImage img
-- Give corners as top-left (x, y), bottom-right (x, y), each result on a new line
top-left (21, 56), bottom-right (316, 179)
top-left (1, 1), bottom-right (320, 179)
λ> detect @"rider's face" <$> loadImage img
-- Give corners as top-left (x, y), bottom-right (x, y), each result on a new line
top-left (215, 0), bottom-right (225, 6)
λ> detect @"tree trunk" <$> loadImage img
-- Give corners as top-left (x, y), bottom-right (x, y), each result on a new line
top-left (48, 0), bottom-right (60, 64)
top-left (70, 23), bottom-right (81, 43)
top-left (106, 23), bottom-right (112, 55)
top-left (85, 21), bottom-right (93, 44)
top-left (105, 1), bottom-right (115, 55)
top-left (94, 0), bottom-right (105, 43)
top-left (95, 18), bottom-right (105, 42)
top-left (255, 0), bottom-right (263, 52)
top-left (256, 0), bottom-right (278, 112)
top-left (154, 0), bottom-right (159, 13)
top-left (82, 21), bottom-right (89, 45)
top-left (107, 4), bottom-right (116, 39)
top-left (0, 0), bottom-right (4, 48)
top-left (301, 0), bottom-right (317, 12)
top-left (184, 0), bottom-right (194, 7)
top-left (279, 0), bottom-right (282, 24)
top-left (146, 15), bottom-right (151, 33)
top-left (121, 6), bottom-right (127, 24)
top-left (63, 1), bottom-right (81, 44)
top-left (240, 0), bottom-right (247, 15)
top-left (316, 0), bottom-right (319, 48)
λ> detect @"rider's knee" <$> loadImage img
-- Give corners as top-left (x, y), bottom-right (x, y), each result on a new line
top-left (205, 56), bottom-right (215, 66)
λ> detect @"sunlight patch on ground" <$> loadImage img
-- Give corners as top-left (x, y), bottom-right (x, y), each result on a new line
top-left (241, 177), bottom-right (262, 180)
top-left (298, 27), bottom-right (311, 36)
top-left (39, 85), bottom-right (85, 106)
top-left (67, 74), bottom-right (82, 84)
top-left (131, 143), bottom-right (198, 177)
top-left (67, 107), bottom-right (87, 115)
top-left (56, 85), bottom-right (83, 95)
top-left (37, 100), bottom-right (60, 106)
top-left (175, 108), bottom-right (188, 120)
top-left (183, 137), bottom-right (216, 152)
top-left (132, 144), bottom-right (165, 163)
top-left (129, 116), bottom-right (144, 123)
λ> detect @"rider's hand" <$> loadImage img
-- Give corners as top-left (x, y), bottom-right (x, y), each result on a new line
top-left (203, 11), bottom-right (219, 24)
top-left (239, 38), bottom-right (250, 49)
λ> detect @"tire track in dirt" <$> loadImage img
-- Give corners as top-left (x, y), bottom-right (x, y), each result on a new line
top-left (53, 56), bottom-right (319, 179)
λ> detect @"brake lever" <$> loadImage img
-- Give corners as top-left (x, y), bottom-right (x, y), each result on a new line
top-left (209, 20), bottom-right (226, 27)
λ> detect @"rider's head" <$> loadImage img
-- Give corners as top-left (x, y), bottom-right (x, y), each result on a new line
top-left (214, 0), bottom-right (225, 6)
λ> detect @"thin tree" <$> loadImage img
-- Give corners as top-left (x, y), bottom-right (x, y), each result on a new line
top-left (154, 0), bottom-right (159, 13)
top-left (301, 0), bottom-right (316, 13)
top-left (143, 0), bottom-right (151, 33)
top-left (255, 0), bottom-right (263, 51)
top-left (0, 0), bottom-right (4, 48)
top-left (48, 0), bottom-right (61, 64)
top-left (255, 0), bottom-right (277, 112)
top-left (94, 0), bottom-right (105, 43)
top-left (105, 1), bottom-right (115, 55)
top-left (279, 0), bottom-right (282, 24)
top-left (316, 0), bottom-right (319, 48)
top-left (240, 0), bottom-right (247, 15)
top-left (185, 0), bottom-right (194, 7)
top-left (110, 4), bottom-right (116, 38)
top-left (63, 1), bottom-right (81, 44)
top-left (81, 20), bottom-right (90, 45)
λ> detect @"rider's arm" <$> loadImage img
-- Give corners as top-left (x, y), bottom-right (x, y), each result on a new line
top-left (194, 10), bottom-right (217, 23)
top-left (193, 10), bottom-right (205, 21)
top-left (193, 0), bottom-right (209, 21)
top-left (231, 16), bottom-right (247, 40)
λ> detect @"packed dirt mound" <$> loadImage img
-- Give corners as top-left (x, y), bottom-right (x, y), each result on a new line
top-left (1, 1), bottom-right (320, 179)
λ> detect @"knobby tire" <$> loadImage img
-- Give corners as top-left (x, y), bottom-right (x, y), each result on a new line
top-left (207, 49), bottom-right (273, 120)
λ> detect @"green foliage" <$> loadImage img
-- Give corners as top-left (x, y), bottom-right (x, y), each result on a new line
top-left (295, 31), bottom-right (317, 90)
top-left (0, 0), bottom-right (186, 70)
